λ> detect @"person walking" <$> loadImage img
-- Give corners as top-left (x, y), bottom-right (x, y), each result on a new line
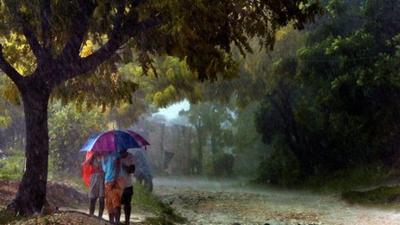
top-left (82, 152), bottom-right (105, 218)
top-left (101, 151), bottom-right (126, 224)
top-left (120, 150), bottom-right (136, 225)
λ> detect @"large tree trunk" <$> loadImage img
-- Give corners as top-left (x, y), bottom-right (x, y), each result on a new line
top-left (12, 85), bottom-right (50, 215)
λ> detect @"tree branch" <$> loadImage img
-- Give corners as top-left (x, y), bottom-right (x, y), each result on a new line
top-left (5, 1), bottom-right (44, 61)
top-left (51, 1), bottom-right (160, 87)
top-left (72, 15), bottom-right (161, 76)
top-left (22, 27), bottom-right (44, 61)
top-left (59, 1), bottom-right (96, 61)
top-left (0, 44), bottom-right (24, 86)
top-left (40, 0), bottom-right (52, 53)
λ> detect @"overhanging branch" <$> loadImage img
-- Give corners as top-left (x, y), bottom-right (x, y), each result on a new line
top-left (0, 44), bottom-right (24, 86)
top-left (5, 0), bottom-right (44, 61)
top-left (72, 15), bottom-right (161, 76)
top-left (40, 0), bottom-right (52, 53)
top-left (52, 1), bottom-right (160, 87)
top-left (59, 1), bottom-right (96, 61)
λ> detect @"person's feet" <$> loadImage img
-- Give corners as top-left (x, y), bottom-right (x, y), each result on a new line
top-left (109, 212), bottom-right (115, 223)
top-left (112, 221), bottom-right (125, 225)
top-left (115, 207), bottom-right (121, 224)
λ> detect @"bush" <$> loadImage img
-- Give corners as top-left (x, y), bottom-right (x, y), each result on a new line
top-left (48, 102), bottom-right (106, 176)
top-left (256, 143), bottom-right (300, 186)
top-left (133, 183), bottom-right (186, 224)
top-left (213, 153), bottom-right (234, 177)
top-left (0, 151), bottom-right (25, 180)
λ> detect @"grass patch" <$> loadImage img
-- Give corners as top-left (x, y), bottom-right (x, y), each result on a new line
top-left (133, 183), bottom-right (186, 224)
top-left (342, 186), bottom-right (400, 207)
top-left (0, 208), bottom-right (24, 224)
top-left (0, 152), bottom-right (25, 180)
top-left (142, 216), bottom-right (177, 225)
top-left (49, 174), bottom-right (88, 192)
top-left (304, 164), bottom-right (391, 192)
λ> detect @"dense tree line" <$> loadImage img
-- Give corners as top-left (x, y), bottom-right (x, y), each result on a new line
top-left (255, 0), bottom-right (400, 185)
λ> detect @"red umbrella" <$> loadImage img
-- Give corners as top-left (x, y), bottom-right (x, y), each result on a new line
top-left (82, 151), bottom-right (95, 187)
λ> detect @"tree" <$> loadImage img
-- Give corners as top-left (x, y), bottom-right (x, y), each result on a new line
top-left (255, 0), bottom-right (400, 184)
top-left (0, 0), bottom-right (321, 215)
top-left (48, 101), bottom-right (107, 176)
top-left (181, 101), bottom-right (234, 175)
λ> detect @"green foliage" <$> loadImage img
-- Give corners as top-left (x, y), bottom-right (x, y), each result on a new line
top-left (132, 0), bottom-right (321, 80)
top-left (48, 101), bottom-right (107, 175)
top-left (133, 183), bottom-right (187, 224)
top-left (255, 0), bottom-right (400, 185)
top-left (0, 151), bottom-right (25, 180)
top-left (132, 183), bottom-right (161, 212)
top-left (181, 101), bottom-right (234, 175)
top-left (0, 0), bottom-right (322, 107)
top-left (0, 209), bottom-right (23, 224)
top-left (119, 56), bottom-right (200, 108)
top-left (256, 138), bottom-right (300, 186)
top-left (0, 78), bottom-right (18, 128)
top-left (230, 102), bottom-right (267, 176)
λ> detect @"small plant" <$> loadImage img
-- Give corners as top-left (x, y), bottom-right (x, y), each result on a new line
top-left (0, 208), bottom-right (24, 224)
top-left (133, 183), bottom-right (187, 224)
top-left (0, 152), bottom-right (25, 180)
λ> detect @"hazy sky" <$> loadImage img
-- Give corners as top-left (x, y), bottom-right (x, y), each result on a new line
top-left (154, 100), bottom-right (190, 120)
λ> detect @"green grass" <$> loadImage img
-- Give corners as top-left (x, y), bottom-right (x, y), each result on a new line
top-left (0, 152), bottom-right (25, 180)
top-left (342, 186), bottom-right (400, 207)
top-left (49, 173), bottom-right (88, 191)
top-left (133, 183), bottom-right (187, 224)
top-left (132, 183), bottom-right (161, 212)
top-left (0, 208), bottom-right (24, 224)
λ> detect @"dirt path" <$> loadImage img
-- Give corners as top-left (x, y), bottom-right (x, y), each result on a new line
top-left (153, 177), bottom-right (400, 225)
top-left (2, 178), bottom-right (400, 224)
top-left (58, 207), bottom-right (149, 224)
top-left (0, 180), bottom-right (154, 224)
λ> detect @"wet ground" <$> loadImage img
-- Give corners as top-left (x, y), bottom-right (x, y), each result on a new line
top-left (2, 178), bottom-right (400, 224)
top-left (153, 177), bottom-right (400, 225)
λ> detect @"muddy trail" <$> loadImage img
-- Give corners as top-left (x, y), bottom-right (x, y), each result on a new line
top-left (154, 177), bottom-right (400, 225)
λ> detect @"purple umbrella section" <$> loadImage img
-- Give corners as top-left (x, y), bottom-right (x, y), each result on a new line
top-left (125, 130), bottom-right (150, 148)
top-left (80, 130), bottom-right (148, 153)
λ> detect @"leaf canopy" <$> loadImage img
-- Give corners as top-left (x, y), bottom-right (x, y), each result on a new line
top-left (0, 0), bottom-right (321, 107)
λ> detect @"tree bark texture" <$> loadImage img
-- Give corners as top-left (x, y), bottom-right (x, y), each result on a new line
top-left (12, 84), bottom-right (50, 215)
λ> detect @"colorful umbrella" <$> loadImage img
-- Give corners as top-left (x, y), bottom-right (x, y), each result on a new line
top-left (125, 130), bottom-right (150, 148)
top-left (80, 130), bottom-right (149, 153)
